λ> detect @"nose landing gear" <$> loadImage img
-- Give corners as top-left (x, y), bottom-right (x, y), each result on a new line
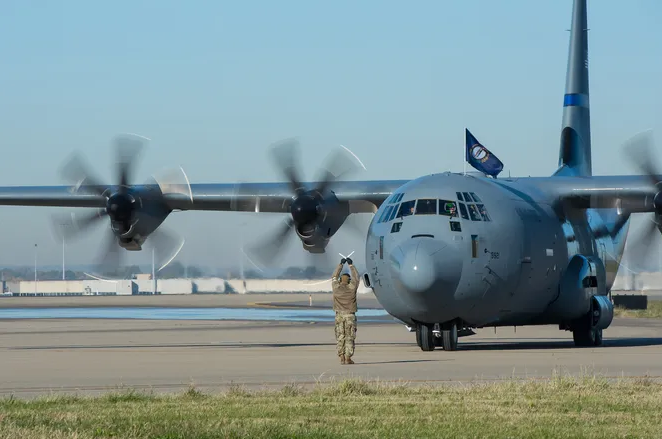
top-left (415, 322), bottom-right (459, 351)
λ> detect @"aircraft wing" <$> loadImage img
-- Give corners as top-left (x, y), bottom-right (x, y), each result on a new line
top-left (542, 175), bottom-right (659, 213)
top-left (0, 180), bottom-right (408, 213)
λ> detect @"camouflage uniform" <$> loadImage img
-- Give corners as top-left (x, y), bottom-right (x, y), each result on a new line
top-left (332, 262), bottom-right (359, 364)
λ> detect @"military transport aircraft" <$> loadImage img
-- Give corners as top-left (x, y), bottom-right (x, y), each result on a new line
top-left (0, 0), bottom-right (658, 350)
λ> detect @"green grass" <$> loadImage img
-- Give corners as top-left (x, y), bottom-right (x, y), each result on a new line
top-left (614, 299), bottom-right (662, 319)
top-left (1, 376), bottom-right (662, 438)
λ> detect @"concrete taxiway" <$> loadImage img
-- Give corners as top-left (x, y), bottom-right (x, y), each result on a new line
top-left (1, 293), bottom-right (661, 398)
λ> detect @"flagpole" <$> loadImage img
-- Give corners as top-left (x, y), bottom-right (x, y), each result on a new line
top-left (463, 128), bottom-right (467, 175)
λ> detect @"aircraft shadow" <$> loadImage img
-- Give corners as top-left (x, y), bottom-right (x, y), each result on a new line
top-left (356, 359), bottom-right (444, 365)
top-left (12, 341), bottom-right (414, 351)
top-left (458, 337), bottom-right (662, 351)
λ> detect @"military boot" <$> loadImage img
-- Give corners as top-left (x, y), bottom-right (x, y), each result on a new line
top-left (340, 355), bottom-right (346, 364)
top-left (345, 356), bottom-right (354, 365)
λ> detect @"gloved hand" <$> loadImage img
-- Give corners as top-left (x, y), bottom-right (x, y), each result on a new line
top-left (346, 257), bottom-right (353, 265)
top-left (341, 258), bottom-right (347, 265)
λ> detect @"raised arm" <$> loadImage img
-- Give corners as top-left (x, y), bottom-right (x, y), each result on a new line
top-left (348, 263), bottom-right (359, 291)
top-left (331, 262), bottom-right (344, 288)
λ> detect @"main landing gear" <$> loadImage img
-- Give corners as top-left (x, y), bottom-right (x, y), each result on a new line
top-left (565, 295), bottom-right (612, 347)
top-left (415, 322), bottom-right (458, 351)
top-left (571, 311), bottom-right (603, 347)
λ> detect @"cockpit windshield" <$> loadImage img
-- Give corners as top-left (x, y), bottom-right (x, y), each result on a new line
top-left (415, 199), bottom-right (436, 215)
top-left (439, 200), bottom-right (458, 217)
top-left (397, 200), bottom-right (416, 218)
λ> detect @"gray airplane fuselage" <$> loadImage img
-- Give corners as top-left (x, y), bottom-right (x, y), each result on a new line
top-left (365, 171), bottom-right (627, 329)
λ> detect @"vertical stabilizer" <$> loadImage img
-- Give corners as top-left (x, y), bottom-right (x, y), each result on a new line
top-left (556, 0), bottom-right (591, 177)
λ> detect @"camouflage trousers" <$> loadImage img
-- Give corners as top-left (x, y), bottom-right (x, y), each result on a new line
top-left (335, 312), bottom-right (357, 358)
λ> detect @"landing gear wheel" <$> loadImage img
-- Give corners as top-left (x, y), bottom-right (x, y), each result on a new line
top-left (416, 324), bottom-right (435, 351)
top-left (593, 328), bottom-right (603, 346)
top-left (441, 323), bottom-right (458, 351)
top-left (573, 326), bottom-right (602, 347)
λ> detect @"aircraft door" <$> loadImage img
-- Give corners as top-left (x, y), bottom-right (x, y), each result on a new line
top-left (513, 203), bottom-right (563, 312)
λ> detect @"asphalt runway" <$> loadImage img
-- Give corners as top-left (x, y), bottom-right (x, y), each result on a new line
top-left (1, 293), bottom-right (662, 398)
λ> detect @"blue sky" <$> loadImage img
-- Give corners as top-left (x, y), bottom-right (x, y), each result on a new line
top-left (0, 0), bottom-right (661, 272)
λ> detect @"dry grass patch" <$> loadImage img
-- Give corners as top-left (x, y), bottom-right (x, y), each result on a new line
top-left (1, 375), bottom-right (661, 438)
top-left (614, 299), bottom-right (662, 319)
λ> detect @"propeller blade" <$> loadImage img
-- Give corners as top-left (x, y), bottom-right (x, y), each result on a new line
top-left (149, 227), bottom-right (186, 271)
top-left (59, 152), bottom-right (107, 196)
top-left (269, 138), bottom-right (305, 194)
top-left (623, 130), bottom-right (659, 187)
top-left (52, 209), bottom-right (108, 240)
top-left (152, 166), bottom-right (194, 208)
top-left (91, 229), bottom-right (123, 278)
top-left (627, 216), bottom-right (659, 267)
top-left (315, 146), bottom-right (364, 195)
top-left (114, 133), bottom-right (147, 191)
top-left (246, 218), bottom-right (294, 266)
top-left (610, 211), bottom-right (631, 238)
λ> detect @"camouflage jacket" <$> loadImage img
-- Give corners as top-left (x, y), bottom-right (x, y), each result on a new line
top-left (332, 263), bottom-right (359, 313)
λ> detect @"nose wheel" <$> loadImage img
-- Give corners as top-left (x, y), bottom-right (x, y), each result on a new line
top-left (415, 324), bottom-right (435, 351)
top-left (415, 323), bottom-right (459, 351)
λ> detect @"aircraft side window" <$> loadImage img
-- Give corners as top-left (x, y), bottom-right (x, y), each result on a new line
top-left (476, 203), bottom-right (491, 221)
top-left (470, 192), bottom-right (482, 202)
top-left (439, 200), bottom-right (458, 217)
top-left (456, 192), bottom-right (464, 202)
top-left (388, 204), bottom-right (400, 221)
top-left (468, 204), bottom-right (482, 221)
top-left (378, 205), bottom-right (393, 223)
top-left (450, 221), bottom-right (461, 232)
top-left (458, 203), bottom-right (469, 220)
top-left (397, 200), bottom-right (416, 218)
top-left (415, 199), bottom-right (437, 215)
top-left (391, 222), bottom-right (402, 233)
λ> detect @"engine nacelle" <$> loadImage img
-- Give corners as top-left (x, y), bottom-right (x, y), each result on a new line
top-left (292, 196), bottom-right (350, 253)
top-left (547, 254), bottom-right (601, 320)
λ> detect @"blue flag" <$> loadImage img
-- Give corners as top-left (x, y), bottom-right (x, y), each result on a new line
top-left (465, 129), bottom-right (503, 177)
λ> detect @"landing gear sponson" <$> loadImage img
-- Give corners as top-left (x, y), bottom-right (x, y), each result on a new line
top-left (410, 298), bottom-right (609, 351)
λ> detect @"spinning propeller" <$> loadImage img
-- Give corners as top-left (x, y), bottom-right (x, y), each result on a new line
top-left (242, 138), bottom-right (367, 267)
top-left (618, 130), bottom-right (662, 263)
top-left (53, 134), bottom-right (188, 278)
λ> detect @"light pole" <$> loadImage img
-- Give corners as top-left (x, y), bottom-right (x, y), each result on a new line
top-left (34, 243), bottom-right (37, 295)
top-left (152, 247), bottom-right (156, 295)
top-left (60, 223), bottom-right (68, 280)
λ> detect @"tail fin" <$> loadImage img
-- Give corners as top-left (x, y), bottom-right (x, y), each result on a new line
top-left (555, 0), bottom-right (591, 177)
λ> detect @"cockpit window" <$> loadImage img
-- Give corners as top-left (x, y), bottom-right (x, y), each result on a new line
top-left (415, 199), bottom-right (437, 215)
top-left (458, 203), bottom-right (469, 220)
top-left (477, 204), bottom-right (491, 221)
top-left (468, 204), bottom-right (482, 221)
top-left (388, 204), bottom-right (400, 221)
top-left (395, 193), bottom-right (404, 203)
top-left (397, 200), bottom-right (416, 218)
top-left (439, 200), bottom-right (458, 217)
top-left (378, 205), bottom-right (394, 223)
top-left (462, 192), bottom-right (472, 203)
top-left (456, 192), bottom-right (464, 202)
top-left (470, 192), bottom-right (482, 202)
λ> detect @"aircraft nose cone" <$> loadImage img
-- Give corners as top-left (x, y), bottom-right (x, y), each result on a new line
top-left (390, 238), bottom-right (463, 310)
top-left (398, 243), bottom-right (438, 294)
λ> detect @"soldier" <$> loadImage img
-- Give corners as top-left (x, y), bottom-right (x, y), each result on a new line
top-left (332, 257), bottom-right (359, 365)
